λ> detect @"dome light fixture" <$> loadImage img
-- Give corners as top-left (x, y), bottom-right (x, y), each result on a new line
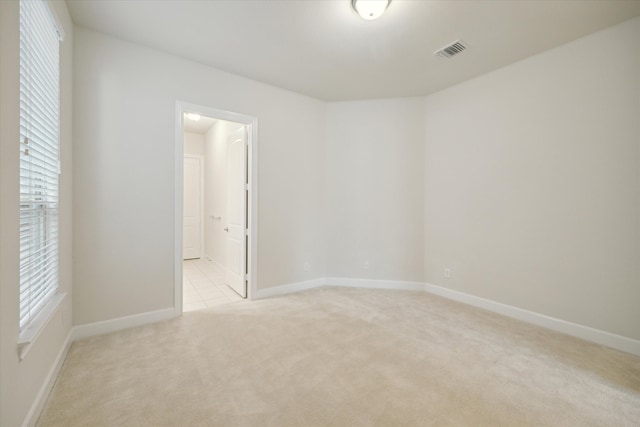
top-left (352, 0), bottom-right (390, 20)
top-left (186, 113), bottom-right (201, 121)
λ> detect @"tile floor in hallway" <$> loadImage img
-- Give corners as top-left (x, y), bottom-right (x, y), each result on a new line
top-left (183, 258), bottom-right (245, 312)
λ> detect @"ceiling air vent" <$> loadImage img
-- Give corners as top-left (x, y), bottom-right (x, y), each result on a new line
top-left (434, 40), bottom-right (468, 59)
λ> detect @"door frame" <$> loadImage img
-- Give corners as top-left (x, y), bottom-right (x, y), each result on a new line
top-left (174, 101), bottom-right (258, 315)
top-left (182, 153), bottom-right (204, 260)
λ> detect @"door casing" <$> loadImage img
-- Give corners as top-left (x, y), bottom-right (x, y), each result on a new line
top-left (174, 101), bottom-right (258, 315)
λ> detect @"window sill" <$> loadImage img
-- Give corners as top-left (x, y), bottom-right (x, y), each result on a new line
top-left (18, 292), bottom-right (66, 361)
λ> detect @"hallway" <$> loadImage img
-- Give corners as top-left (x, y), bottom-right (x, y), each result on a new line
top-left (183, 259), bottom-right (244, 311)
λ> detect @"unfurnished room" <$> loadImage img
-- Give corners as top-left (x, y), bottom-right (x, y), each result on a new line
top-left (1, 0), bottom-right (639, 426)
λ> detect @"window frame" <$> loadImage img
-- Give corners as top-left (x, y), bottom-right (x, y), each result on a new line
top-left (17, 0), bottom-right (66, 357)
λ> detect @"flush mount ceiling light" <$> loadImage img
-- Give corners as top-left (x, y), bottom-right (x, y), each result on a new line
top-left (352, 0), bottom-right (390, 20)
top-left (186, 113), bottom-right (201, 121)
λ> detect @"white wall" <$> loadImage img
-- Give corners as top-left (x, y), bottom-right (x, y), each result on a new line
top-left (183, 131), bottom-right (205, 156)
top-left (423, 17), bottom-right (640, 340)
top-left (73, 28), bottom-right (327, 325)
top-left (323, 18), bottom-right (639, 342)
top-left (326, 98), bottom-right (426, 282)
top-left (0, 1), bottom-right (74, 425)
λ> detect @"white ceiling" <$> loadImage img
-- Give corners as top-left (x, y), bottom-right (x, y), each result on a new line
top-left (66, 0), bottom-right (640, 101)
top-left (183, 114), bottom-right (217, 134)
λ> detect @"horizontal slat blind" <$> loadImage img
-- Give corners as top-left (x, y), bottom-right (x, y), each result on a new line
top-left (19, 0), bottom-right (61, 331)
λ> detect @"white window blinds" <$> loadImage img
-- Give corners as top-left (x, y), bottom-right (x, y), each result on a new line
top-left (19, 0), bottom-right (62, 331)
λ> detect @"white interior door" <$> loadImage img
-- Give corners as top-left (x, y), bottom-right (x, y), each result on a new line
top-left (225, 127), bottom-right (247, 297)
top-left (183, 155), bottom-right (202, 260)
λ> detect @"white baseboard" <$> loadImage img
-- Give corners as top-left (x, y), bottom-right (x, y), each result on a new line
top-left (23, 329), bottom-right (73, 427)
top-left (421, 282), bottom-right (640, 356)
top-left (326, 277), bottom-right (425, 292)
top-left (253, 278), bottom-right (326, 300)
top-left (207, 256), bottom-right (225, 270)
top-left (247, 276), bottom-right (639, 356)
top-left (24, 308), bottom-right (176, 425)
top-left (20, 276), bottom-right (640, 427)
top-left (71, 308), bottom-right (176, 341)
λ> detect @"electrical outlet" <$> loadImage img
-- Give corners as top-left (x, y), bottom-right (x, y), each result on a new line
top-left (304, 262), bottom-right (310, 272)
top-left (363, 261), bottom-right (370, 270)
top-left (444, 268), bottom-right (451, 279)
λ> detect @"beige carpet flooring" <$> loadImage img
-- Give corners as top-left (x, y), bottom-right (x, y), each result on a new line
top-left (38, 287), bottom-right (640, 426)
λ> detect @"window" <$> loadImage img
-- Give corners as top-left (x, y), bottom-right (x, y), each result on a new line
top-left (19, 0), bottom-right (63, 333)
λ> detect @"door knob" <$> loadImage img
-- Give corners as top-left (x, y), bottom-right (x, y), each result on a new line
top-left (224, 227), bottom-right (229, 232)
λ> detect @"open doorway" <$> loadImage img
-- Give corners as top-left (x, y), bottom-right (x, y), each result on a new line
top-left (174, 102), bottom-right (258, 314)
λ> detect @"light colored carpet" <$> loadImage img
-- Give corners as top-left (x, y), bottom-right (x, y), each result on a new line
top-left (38, 287), bottom-right (640, 426)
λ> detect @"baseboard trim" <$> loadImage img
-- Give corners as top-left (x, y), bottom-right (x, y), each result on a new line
top-left (22, 308), bottom-right (177, 426)
top-left (421, 282), bottom-right (640, 356)
top-left (20, 276), bottom-right (640, 427)
top-left (248, 276), bottom-right (639, 355)
top-left (71, 308), bottom-right (176, 341)
top-left (326, 277), bottom-right (425, 292)
top-left (253, 278), bottom-right (326, 300)
top-left (207, 256), bottom-right (225, 270)
top-left (22, 329), bottom-right (73, 427)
